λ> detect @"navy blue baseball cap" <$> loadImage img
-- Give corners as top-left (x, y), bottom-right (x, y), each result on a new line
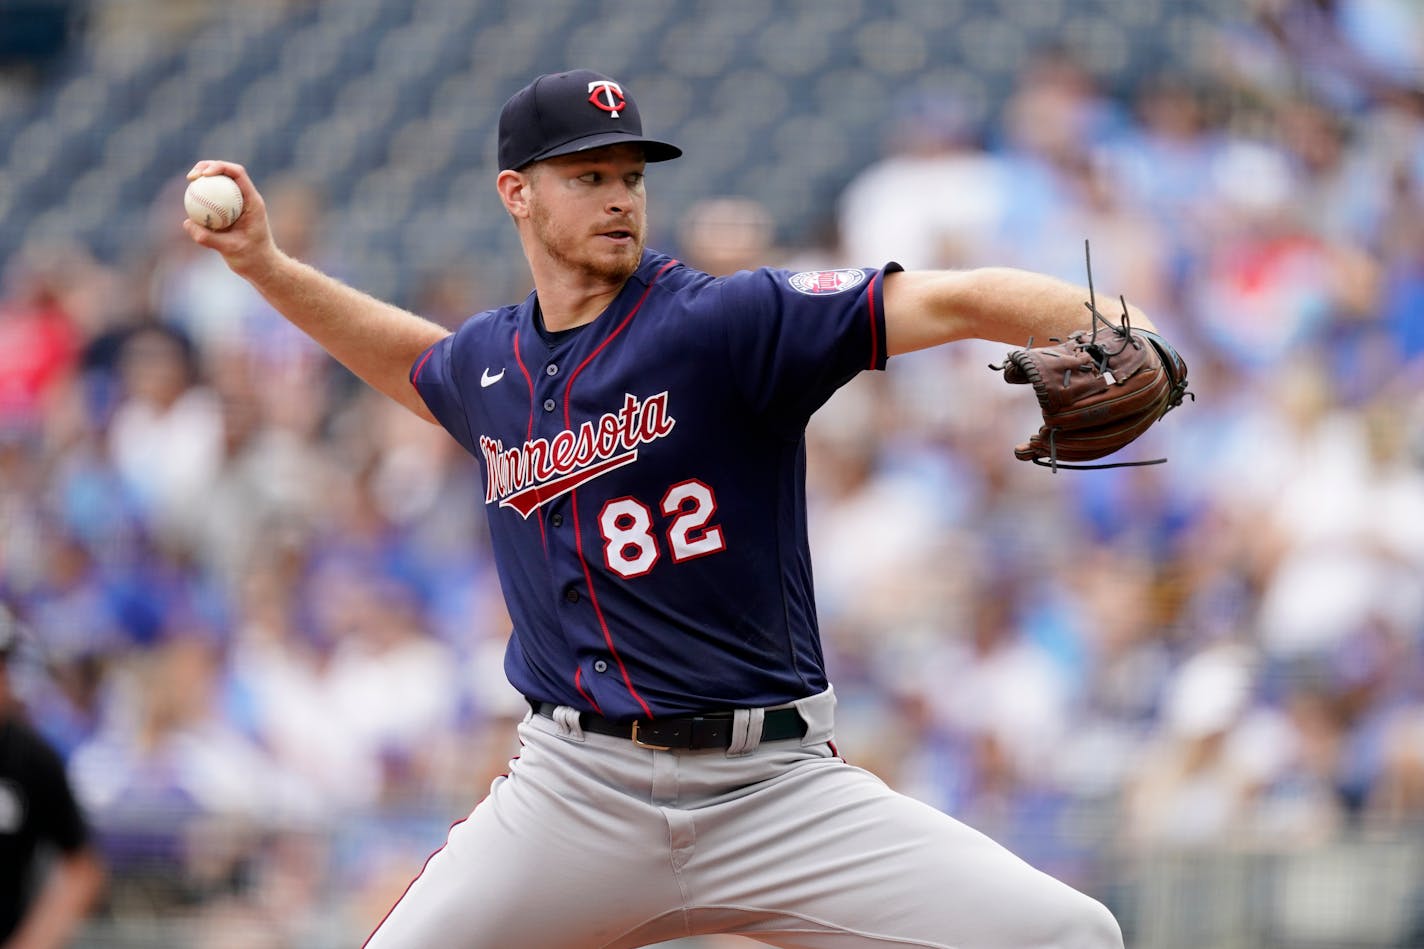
top-left (498, 69), bottom-right (682, 171)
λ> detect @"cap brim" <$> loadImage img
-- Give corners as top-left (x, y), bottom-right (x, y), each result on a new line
top-left (522, 132), bottom-right (682, 169)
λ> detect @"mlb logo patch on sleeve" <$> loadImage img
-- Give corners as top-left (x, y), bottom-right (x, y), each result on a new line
top-left (788, 269), bottom-right (867, 295)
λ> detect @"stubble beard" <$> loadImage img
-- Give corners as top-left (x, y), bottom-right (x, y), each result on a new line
top-left (530, 202), bottom-right (644, 286)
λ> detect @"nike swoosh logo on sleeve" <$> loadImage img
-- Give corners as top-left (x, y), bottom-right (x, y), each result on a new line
top-left (481, 368), bottom-right (506, 387)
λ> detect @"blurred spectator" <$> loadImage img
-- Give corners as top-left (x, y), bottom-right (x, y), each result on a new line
top-left (1072, 549), bottom-right (1175, 725)
top-left (1376, 117), bottom-right (1424, 361)
top-left (1313, 613), bottom-right (1420, 814)
top-left (15, 529), bottom-right (128, 756)
top-left (150, 174), bottom-right (332, 378)
top-left (0, 245), bottom-right (83, 435)
top-left (352, 389), bottom-right (494, 621)
top-left (1183, 132), bottom-right (1380, 375)
top-left (1368, 702), bottom-right (1424, 823)
top-left (187, 348), bottom-right (336, 593)
top-left (837, 92), bottom-right (1006, 270)
top-left (225, 554), bottom-right (383, 813)
top-left (0, 602), bottom-right (106, 948)
top-left (225, 449), bottom-right (466, 811)
top-left (67, 629), bottom-right (316, 921)
top-left (105, 324), bottom-right (224, 554)
top-left (1278, 95), bottom-right (1393, 247)
top-left (410, 262), bottom-right (495, 331)
top-left (993, 45), bottom-right (1127, 264)
top-left (1251, 681), bottom-right (1351, 840)
top-left (1124, 642), bottom-right (1261, 847)
top-left (317, 573), bottom-right (461, 807)
top-left (1252, 368), bottom-right (1424, 660)
top-left (1244, 0), bottom-right (1424, 109)
top-left (1102, 72), bottom-right (1226, 302)
top-left (805, 377), bottom-right (955, 639)
top-left (1008, 150), bottom-right (1174, 321)
top-left (1108, 73), bottom-right (1222, 223)
top-left (917, 574), bottom-right (1074, 794)
top-left (68, 632), bottom-right (296, 819)
top-left (676, 196), bottom-right (779, 276)
top-left (0, 427), bottom-right (49, 598)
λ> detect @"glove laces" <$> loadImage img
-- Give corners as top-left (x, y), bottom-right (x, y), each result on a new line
top-left (1033, 240), bottom-right (1168, 472)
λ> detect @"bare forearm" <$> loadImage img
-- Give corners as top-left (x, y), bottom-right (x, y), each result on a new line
top-left (883, 267), bottom-right (1157, 356)
top-left (940, 266), bottom-right (1158, 342)
top-left (181, 160), bottom-right (450, 422)
top-left (5, 850), bottom-right (104, 949)
top-left (243, 251), bottom-right (450, 420)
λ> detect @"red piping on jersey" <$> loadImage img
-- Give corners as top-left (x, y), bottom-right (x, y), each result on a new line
top-left (562, 260), bottom-right (678, 401)
top-left (511, 329), bottom-right (547, 553)
top-left (362, 814), bottom-right (470, 947)
top-left (513, 329), bottom-right (535, 441)
top-left (410, 346), bottom-right (437, 386)
top-left (574, 666), bottom-right (603, 715)
top-left (564, 259), bottom-right (677, 719)
top-left (867, 270), bottom-right (881, 370)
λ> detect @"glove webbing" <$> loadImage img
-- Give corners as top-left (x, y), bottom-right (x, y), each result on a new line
top-left (1031, 240), bottom-right (1166, 472)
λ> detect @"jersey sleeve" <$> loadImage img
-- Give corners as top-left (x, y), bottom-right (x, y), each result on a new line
top-left (715, 263), bottom-right (902, 428)
top-left (410, 334), bottom-right (478, 456)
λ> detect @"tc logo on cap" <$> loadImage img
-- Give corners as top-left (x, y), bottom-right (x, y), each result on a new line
top-left (497, 70), bottom-right (681, 169)
top-left (587, 80), bottom-right (626, 118)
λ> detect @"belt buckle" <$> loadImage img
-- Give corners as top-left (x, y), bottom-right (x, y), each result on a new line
top-left (630, 721), bottom-right (672, 751)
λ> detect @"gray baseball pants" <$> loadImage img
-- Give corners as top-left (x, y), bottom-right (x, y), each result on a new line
top-left (364, 688), bottom-right (1123, 948)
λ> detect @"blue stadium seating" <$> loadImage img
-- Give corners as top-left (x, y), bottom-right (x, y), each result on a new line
top-left (0, 0), bottom-right (1238, 304)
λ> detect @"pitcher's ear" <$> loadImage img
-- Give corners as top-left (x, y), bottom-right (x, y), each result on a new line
top-left (497, 169), bottom-right (532, 218)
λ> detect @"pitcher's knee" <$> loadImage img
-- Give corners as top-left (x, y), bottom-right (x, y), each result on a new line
top-left (1064, 894), bottom-right (1124, 949)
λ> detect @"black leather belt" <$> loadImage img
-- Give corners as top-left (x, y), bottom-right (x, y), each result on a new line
top-left (533, 701), bottom-right (806, 750)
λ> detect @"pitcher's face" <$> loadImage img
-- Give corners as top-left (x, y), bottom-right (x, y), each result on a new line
top-left (527, 144), bottom-right (648, 284)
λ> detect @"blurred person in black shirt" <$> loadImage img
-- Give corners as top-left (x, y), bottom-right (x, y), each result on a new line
top-left (0, 603), bottom-right (104, 948)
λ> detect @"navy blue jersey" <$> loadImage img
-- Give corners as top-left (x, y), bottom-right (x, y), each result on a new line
top-left (412, 251), bottom-right (900, 720)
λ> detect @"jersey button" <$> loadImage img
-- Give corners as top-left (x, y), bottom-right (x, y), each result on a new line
top-left (543, 398), bottom-right (556, 412)
top-left (545, 363), bottom-right (558, 377)
top-left (551, 513), bottom-right (564, 527)
top-left (593, 659), bottom-right (608, 673)
top-left (564, 588), bottom-right (580, 603)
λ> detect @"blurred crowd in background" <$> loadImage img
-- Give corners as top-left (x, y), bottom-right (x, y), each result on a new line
top-left (1, 0), bottom-right (1423, 946)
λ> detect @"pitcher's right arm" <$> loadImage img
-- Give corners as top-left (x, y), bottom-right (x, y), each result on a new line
top-left (182, 160), bottom-right (451, 423)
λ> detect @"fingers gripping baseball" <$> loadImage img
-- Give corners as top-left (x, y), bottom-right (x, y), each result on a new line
top-left (181, 161), bottom-right (277, 276)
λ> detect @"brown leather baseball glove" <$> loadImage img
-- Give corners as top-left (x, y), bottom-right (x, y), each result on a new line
top-left (993, 321), bottom-right (1190, 470)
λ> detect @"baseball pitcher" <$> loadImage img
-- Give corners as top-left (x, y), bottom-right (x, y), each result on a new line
top-left (184, 69), bottom-right (1187, 949)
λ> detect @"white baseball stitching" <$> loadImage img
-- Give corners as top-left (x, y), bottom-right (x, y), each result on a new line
top-left (190, 185), bottom-right (240, 227)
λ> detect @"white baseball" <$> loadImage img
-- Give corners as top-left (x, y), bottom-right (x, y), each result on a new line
top-left (184, 174), bottom-right (244, 230)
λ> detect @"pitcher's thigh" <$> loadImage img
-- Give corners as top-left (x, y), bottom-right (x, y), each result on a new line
top-left (364, 776), bottom-right (685, 949)
top-left (697, 763), bottom-right (1122, 949)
